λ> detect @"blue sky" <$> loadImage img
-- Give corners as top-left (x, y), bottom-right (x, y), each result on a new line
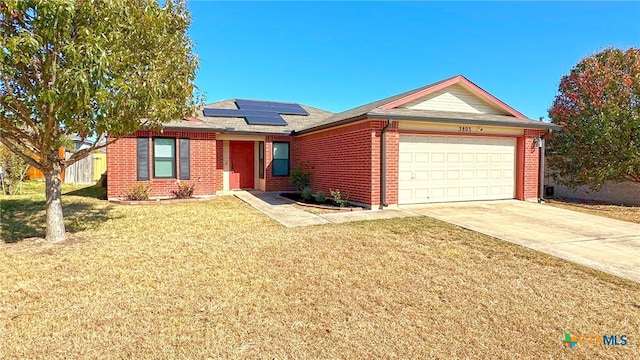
top-left (187, 1), bottom-right (639, 120)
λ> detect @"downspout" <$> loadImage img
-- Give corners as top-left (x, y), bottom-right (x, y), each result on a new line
top-left (380, 119), bottom-right (393, 208)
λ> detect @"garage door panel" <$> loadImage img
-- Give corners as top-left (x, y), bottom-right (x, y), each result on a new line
top-left (431, 170), bottom-right (445, 180)
top-left (399, 135), bottom-right (516, 204)
top-left (476, 153), bottom-right (489, 162)
top-left (476, 170), bottom-right (488, 179)
top-left (490, 153), bottom-right (502, 162)
top-left (399, 152), bottom-right (412, 163)
top-left (461, 153), bottom-right (474, 162)
top-left (461, 187), bottom-right (474, 197)
top-left (431, 153), bottom-right (445, 162)
top-left (398, 189), bottom-right (413, 202)
top-left (490, 170), bottom-right (502, 179)
top-left (415, 152), bottom-right (429, 163)
top-left (490, 186), bottom-right (505, 195)
top-left (430, 188), bottom-right (445, 199)
top-left (398, 170), bottom-right (413, 181)
top-left (447, 153), bottom-right (460, 162)
top-left (415, 170), bottom-right (429, 181)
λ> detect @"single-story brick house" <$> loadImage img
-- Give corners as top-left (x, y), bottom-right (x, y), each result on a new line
top-left (107, 75), bottom-right (560, 207)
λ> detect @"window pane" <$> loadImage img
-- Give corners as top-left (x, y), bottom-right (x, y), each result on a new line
top-left (155, 138), bottom-right (174, 158)
top-left (273, 142), bottom-right (289, 160)
top-left (258, 142), bottom-right (264, 179)
top-left (272, 159), bottom-right (289, 176)
top-left (154, 159), bottom-right (174, 178)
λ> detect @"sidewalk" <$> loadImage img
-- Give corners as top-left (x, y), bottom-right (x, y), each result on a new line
top-left (233, 191), bottom-right (417, 227)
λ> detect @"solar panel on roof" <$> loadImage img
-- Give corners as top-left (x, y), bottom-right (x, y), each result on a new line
top-left (203, 99), bottom-right (308, 126)
top-left (235, 99), bottom-right (271, 108)
top-left (203, 108), bottom-right (244, 117)
top-left (239, 104), bottom-right (274, 111)
top-left (271, 103), bottom-right (309, 115)
top-left (241, 109), bottom-right (276, 116)
top-left (244, 114), bottom-right (287, 126)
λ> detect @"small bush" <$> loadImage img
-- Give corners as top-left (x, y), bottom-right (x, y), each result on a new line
top-left (289, 163), bottom-right (311, 193)
top-left (124, 182), bottom-right (151, 201)
top-left (301, 186), bottom-right (313, 202)
top-left (314, 190), bottom-right (326, 203)
top-left (171, 182), bottom-right (195, 199)
top-left (330, 189), bottom-right (349, 207)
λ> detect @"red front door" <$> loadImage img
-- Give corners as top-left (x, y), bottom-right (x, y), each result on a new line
top-left (230, 141), bottom-right (255, 189)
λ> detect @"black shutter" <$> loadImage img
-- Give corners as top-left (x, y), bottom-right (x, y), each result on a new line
top-left (137, 138), bottom-right (149, 180)
top-left (179, 138), bottom-right (190, 180)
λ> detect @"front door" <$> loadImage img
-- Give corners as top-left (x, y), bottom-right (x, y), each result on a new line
top-left (230, 141), bottom-right (255, 189)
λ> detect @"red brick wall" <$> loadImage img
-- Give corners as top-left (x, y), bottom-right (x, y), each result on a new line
top-left (522, 129), bottom-right (545, 200)
top-left (370, 120), bottom-right (399, 207)
top-left (297, 121), bottom-right (378, 206)
top-left (383, 123), bottom-right (400, 206)
top-left (106, 130), bottom-right (217, 199)
top-left (215, 140), bottom-right (224, 192)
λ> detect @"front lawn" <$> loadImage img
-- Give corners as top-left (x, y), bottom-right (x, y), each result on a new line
top-left (547, 199), bottom-right (640, 224)
top-left (1, 182), bottom-right (638, 358)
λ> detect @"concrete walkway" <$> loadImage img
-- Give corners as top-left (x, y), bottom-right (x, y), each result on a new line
top-left (234, 191), bottom-right (330, 227)
top-left (233, 191), bottom-right (417, 227)
top-left (402, 200), bottom-right (640, 283)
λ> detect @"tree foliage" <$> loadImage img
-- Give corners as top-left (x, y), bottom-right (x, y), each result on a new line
top-left (0, 143), bottom-right (29, 195)
top-left (547, 48), bottom-right (640, 190)
top-left (0, 0), bottom-right (198, 241)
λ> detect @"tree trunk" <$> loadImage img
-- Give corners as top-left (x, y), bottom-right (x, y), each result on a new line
top-left (45, 166), bottom-right (67, 242)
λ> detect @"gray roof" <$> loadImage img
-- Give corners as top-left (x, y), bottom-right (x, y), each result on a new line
top-left (296, 76), bottom-right (560, 133)
top-left (164, 99), bottom-right (334, 134)
top-left (164, 76), bottom-right (560, 134)
top-left (296, 77), bottom-right (452, 133)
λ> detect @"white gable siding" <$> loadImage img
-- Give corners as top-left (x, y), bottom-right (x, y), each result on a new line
top-left (400, 84), bottom-right (510, 116)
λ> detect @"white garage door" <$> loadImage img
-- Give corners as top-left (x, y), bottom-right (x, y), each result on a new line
top-left (399, 134), bottom-right (516, 204)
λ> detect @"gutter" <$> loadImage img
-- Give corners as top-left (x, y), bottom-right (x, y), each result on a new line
top-left (380, 119), bottom-right (394, 208)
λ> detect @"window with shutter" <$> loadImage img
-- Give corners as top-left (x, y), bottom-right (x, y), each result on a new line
top-left (137, 138), bottom-right (149, 180)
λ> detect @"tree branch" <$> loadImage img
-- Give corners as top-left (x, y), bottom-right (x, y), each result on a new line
top-left (2, 75), bottom-right (41, 138)
top-left (0, 136), bottom-right (42, 170)
top-left (0, 120), bottom-right (37, 146)
top-left (64, 136), bottom-right (118, 168)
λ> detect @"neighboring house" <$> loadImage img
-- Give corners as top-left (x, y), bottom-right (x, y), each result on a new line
top-left (68, 134), bottom-right (96, 151)
top-left (106, 75), bottom-right (560, 207)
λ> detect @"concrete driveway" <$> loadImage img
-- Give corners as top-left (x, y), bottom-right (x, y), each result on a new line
top-left (402, 200), bottom-right (640, 283)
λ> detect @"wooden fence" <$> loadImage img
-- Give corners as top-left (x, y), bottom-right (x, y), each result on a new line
top-left (64, 151), bottom-right (106, 184)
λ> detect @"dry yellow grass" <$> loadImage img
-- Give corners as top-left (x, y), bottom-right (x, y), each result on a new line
top-left (1, 186), bottom-right (639, 358)
top-left (548, 200), bottom-right (640, 224)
